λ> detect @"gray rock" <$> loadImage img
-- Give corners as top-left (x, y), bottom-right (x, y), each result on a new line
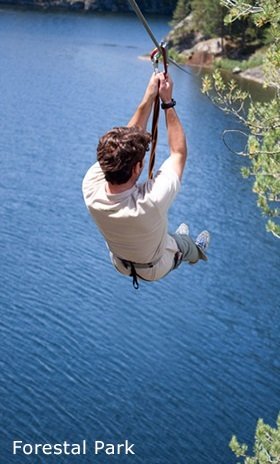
top-left (233, 66), bottom-right (241, 74)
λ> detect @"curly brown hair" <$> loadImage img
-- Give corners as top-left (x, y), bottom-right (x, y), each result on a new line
top-left (97, 126), bottom-right (152, 185)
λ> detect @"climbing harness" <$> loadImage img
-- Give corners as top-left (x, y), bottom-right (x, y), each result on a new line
top-left (120, 250), bottom-right (181, 289)
top-left (119, 256), bottom-right (162, 289)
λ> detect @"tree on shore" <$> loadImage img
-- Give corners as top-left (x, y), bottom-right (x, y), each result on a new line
top-left (191, 0), bottom-right (227, 38)
top-left (171, 0), bottom-right (267, 55)
top-left (230, 413), bottom-right (280, 463)
top-left (172, 0), bottom-right (191, 24)
top-left (202, 0), bottom-right (280, 238)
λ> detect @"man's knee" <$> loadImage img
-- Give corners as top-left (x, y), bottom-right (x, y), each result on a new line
top-left (172, 233), bottom-right (200, 263)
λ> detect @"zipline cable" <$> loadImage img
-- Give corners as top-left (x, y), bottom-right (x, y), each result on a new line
top-left (127, 0), bottom-right (192, 76)
top-left (127, 0), bottom-right (161, 50)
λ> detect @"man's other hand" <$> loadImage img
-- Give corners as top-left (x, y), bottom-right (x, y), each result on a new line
top-left (159, 73), bottom-right (173, 103)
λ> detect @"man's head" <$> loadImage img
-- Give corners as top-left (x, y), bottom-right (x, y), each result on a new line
top-left (97, 126), bottom-right (152, 185)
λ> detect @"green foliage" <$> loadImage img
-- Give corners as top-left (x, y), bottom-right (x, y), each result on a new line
top-left (221, 0), bottom-right (280, 26)
top-left (202, 0), bottom-right (280, 238)
top-left (230, 414), bottom-right (280, 463)
top-left (167, 47), bottom-right (186, 63)
top-left (191, 0), bottom-right (228, 37)
top-left (215, 50), bottom-right (265, 71)
top-left (185, 0), bottom-right (272, 48)
top-left (172, 0), bottom-right (191, 24)
top-left (170, 0), bottom-right (272, 55)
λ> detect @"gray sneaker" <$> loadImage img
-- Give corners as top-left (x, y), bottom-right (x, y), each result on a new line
top-left (176, 223), bottom-right (189, 235)
top-left (195, 230), bottom-right (210, 261)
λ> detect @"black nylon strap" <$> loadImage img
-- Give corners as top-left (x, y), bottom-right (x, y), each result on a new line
top-left (130, 263), bottom-right (140, 289)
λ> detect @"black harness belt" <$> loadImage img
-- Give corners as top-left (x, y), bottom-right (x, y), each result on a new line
top-left (119, 252), bottom-right (181, 289)
top-left (119, 256), bottom-right (162, 290)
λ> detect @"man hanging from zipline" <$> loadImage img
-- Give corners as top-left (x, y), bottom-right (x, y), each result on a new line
top-left (82, 71), bottom-right (210, 288)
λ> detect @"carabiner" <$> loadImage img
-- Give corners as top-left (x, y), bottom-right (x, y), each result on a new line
top-left (150, 42), bottom-right (168, 76)
top-left (150, 47), bottom-right (161, 74)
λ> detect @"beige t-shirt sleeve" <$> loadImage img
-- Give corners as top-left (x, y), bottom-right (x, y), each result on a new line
top-left (82, 162), bottom-right (104, 204)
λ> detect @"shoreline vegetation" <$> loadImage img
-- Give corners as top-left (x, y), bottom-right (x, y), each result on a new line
top-left (171, 45), bottom-right (266, 86)
top-left (165, 13), bottom-right (270, 86)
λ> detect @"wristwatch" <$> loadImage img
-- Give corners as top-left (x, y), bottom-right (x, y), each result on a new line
top-left (161, 99), bottom-right (176, 110)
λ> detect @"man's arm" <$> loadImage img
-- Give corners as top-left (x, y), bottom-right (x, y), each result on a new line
top-left (127, 73), bottom-right (159, 130)
top-left (159, 73), bottom-right (187, 181)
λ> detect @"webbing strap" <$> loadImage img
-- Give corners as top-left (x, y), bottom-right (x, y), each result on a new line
top-left (119, 255), bottom-right (162, 289)
top-left (120, 260), bottom-right (140, 289)
top-left (148, 44), bottom-right (168, 179)
top-left (148, 92), bottom-right (160, 179)
top-left (130, 263), bottom-right (140, 289)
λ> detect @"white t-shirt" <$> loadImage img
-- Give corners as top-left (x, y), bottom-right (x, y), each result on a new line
top-left (82, 157), bottom-right (180, 281)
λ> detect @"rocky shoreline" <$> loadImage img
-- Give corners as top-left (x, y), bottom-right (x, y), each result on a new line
top-left (238, 66), bottom-right (265, 85)
top-left (165, 14), bottom-right (267, 86)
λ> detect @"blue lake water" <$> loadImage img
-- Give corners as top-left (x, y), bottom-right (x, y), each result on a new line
top-left (0, 7), bottom-right (279, 464)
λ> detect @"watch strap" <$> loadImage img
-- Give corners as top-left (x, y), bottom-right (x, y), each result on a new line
top-left (161, 99), bottom-right (176, 110)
